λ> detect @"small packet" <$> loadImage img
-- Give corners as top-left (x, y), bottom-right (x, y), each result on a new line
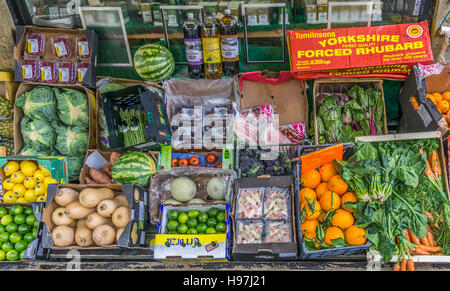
top-left (39, 61), bottom-right (58, 83)
top-left (264, 221), bottom-right (292, 243)
top-left (51, 35), bottom-right (72, 59)
top-left (25, 32), bottom-right (45, 56)
top-left (77, 62), bottom-right (89, 83)
top-left (279, 122), bottom-right (307, 144)
top-left (57, 62), bottom-right (75, 84)
top-left (21, 59), bottom-right (40, 81)
top-left (236, 220), bottom-right (264, 244)
top-left (76, 36), bottom-right (91, 58)
top-left (236, 187), bottom-right (264, 219)
top-left (263, 187), bottom-right (290, 220)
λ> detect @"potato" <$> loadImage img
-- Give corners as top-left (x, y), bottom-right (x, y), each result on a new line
top-left (89, 168), bottom-right (111, 184)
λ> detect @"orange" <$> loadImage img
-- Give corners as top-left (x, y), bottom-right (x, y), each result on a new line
top-left (319, 163), bottom-right (338, 182)
top-left (427, 94), bottom-right (436, 104)
top-left (410, 97), bottom-right (419, 110)
top-left (318, 212), bottom-right (326, 223)
top-left (341, 192), bottom-right (357, 212)
top-left (301, 169), bottom-right (321, 189)
top-left (315, 182), bottom-right (328, 199)
top-left (331, 209), bottom-right (355, 230)
top-left (345, 225), bottom-right (367, 246)
top-left (442, 91), bottom-right (450, 102)
top-left (438, 100), bottom-right (450, 114)
top-left (432, 92), bottom-right (443, 103)
top-left (324, 226), bottom-right (345, 246)
top-left (301, 219), bottom-right (319, 237)
top-left (300, 188), bottom-right (317, 203)
top-left (320, 191), bottom-right (341, 212)
top-left (300, 200), bottom-right (321, 220)
top-left (328, 175), bottom-right (348, 195)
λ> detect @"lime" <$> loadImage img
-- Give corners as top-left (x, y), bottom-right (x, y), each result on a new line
top-left (0, 207), bottom-right (8, 218)
top-left (205, 227), bottom-right (216, 234)
top-left (17, 224), bottom-right (30, 235)
top-left (9, 232), bottom-right (22, 244)
top-left (0, 232), bottom-right (9, 243)
top-left (177, 212), bottom-right (188, 224)
top-left (186, 218), bottom-right (198, 229)
top-left (198, 212), bottom-right (208, 223)
top-left (187, 210), bottom-right (200, 218)
top-left (14, 240), bottom-right (28, 252)
top-left (5, 223), bottom-right (18, 234)
top-left (1, 215), bottom-right (13, 226)
top-left (6, 249), bottom-right (19, 261)
top-left (186, 228), bottom-right (198, 234)
top-left (25, 215), bottom-right (36, 226)
top-left (20, 250), bottom-right (26, 260)
top-left (33, 220), bottom-right (39, 229)
top-left (166, 220), bottom-right (179, 232)
top-left (167, 209), bottom-right (179, 221)
top-left (9, 205), bottom-right (24, 216)
top-left (196, 223), bottom-right (207, 234)
top-left (168, 230), bottom-right (179, 234)
top-left (177, 223), bottom-right (188, 234)
top-left (216, 211), bottom-right (226, 222)
top-left (24, 207), bottom-right (33, 216)
top-left (0, 225), bottom-right (4, 233)
top-left (14, 214), bottom-right (26, 225)
top-left (215, 222), bottom-right (226, 233)
top-left (2, 242), bottom-right (13, 252)
top-left (207, 208), bottom-right (219, 218)
top-left (206, 217), bottom-right (217, 227)
top-left (0, 250), bottom-right (5, 261)
top-left (23, 232), bottom-right (35, 243)
top-left (31, 229), bottom-right (37, 238)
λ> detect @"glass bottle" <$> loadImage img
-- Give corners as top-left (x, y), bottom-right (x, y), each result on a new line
top-left (201, 15), bottom-right (222, 79)
top-left (219, 9), bottom-right (239, 76)
top-left (183, 13), bottom-right (204, 79)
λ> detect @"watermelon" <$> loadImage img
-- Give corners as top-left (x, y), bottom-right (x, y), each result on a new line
top-left (133, 44), bottom-right (175, 82)
top-left (111, 152), bottom-right (157, 187)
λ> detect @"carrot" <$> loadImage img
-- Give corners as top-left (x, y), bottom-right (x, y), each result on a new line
top-left (404, 229), bottom-right (411, 242)
top-left (424, 159), bottom-right (435, 178)
top-left (427, 227), bottom-right (435, 246)
top-left (408, 229), bottom-right (421, 245)
top-left (429, 150), bottom-right (442, 177)
top-left (393, 264), bottom-right (400, 271)
top-left (406, 259), bottom-right (415, 271)
top-left (424, 211), bottom-right (434, 222)
top-left (420, 235), bottom-right (430, 247)
top-left (400, 259), bottom-right (407, 271)
top-left (433, 252), bottom-right (443, 255)
top-left (414, 248), bottom-right (431, 255)
top-left (418, 244), bottom-right (441, 253)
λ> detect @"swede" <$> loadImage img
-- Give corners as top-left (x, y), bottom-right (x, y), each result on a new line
top-left (112, 206), bottom-right (131, 228)
top-left (86, 212), bottom-right (112, 230)
top-left (52, 207), bottom-right (74, 226)
top-left (93, 224), bottom-right (115, 246)
top-left (54, 188), bottom-right (79, 207)
top-left (64, 201), bottom-right (96, 219)
top-left (97, 199), bottom-right (120, 218)
top-left (52, 225), bottom-right (74, 247)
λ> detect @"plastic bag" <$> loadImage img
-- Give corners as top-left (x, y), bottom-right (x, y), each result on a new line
top-left (235, 187), bottom-right (264, 219)
top-left (57, 62), bottom-right (75, 84)
top-left (264, 220), bottom-right (292, 243)
top-left (39, 61), bottom-right (58, 83)
top-left (76, 36), bottom-right (91, 58)
top-left (51, 35), bottom-right (72, 59)
top-left (25, 32), bottom-right (45, 56)
top-left (21, 59), bottom-right (40, 81)
top-left (77, 62), bottom-right (89, 83)
top-left (263, 186), bottom-right (290, 220)
top-left (236, 220), bottom-right (264, 244)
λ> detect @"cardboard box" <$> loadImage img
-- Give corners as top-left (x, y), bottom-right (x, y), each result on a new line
top-left (14, 26), bottom-right (98, 88)
top-left (398, 65), bottom-right (450, 139)
top-left (312, 78), bottom-right (388, 144)
top-left (288, 21), bottom-right (434, 80)
top-left (231, 175), bottom-right (298, 260)
top-left (35, 183), bottom-right (149, 259)
top-left (101, 85), bottom-right (171, 151)
top-left (13, 82), bottom-right (97, 155)
top-left (153, 202), bottom-right (231, 261)
top-left (79, 149), bottom-right (160, 183)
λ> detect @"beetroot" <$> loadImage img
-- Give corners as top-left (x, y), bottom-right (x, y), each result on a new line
top-left (76, 37), bottom-right (91, 58)
top-left (21, 59), bottom-right (40, 81)
top-left (25, 33), bottom-right (45, 56)
top-left (57, 62), bottom-right (75, 84)
top-left (39, 61), bottom-right (58, 83)
top-left (52, 36), bottom-right (71, 59)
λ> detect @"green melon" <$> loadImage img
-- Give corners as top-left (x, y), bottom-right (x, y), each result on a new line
top-left (111, 152), bottom-right (157, 187)
top-left (133, 44), bottom-right (175, 82)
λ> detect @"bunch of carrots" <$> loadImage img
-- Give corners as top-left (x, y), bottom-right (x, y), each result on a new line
top-left (421, 148), bottom-right (444, 193)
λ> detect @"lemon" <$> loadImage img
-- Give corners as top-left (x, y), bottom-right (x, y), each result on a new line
top-left (3, 192), bottom-right (17, 203)
top-left (10, 171), bottom-right (25, 184)
top-left (24, 189), bottom-right (37, 202)
top-left (43, 177), bottom-right (58, 187)
top-left (21, 161), bottom-right (37, 177)
top-left (35, 196), bottom-right (45, 203)
top-left (33, 170), bottom-right (46, 183)
top-left (2, 178), bottom-right (15, 191)
top-left (40, 167), bottom-right (50, 177)
top-left (34, 183), bottom-right (46, 196)
top-left (12, 184), bottom-right (26, 197)
top-left (23, 177), bottom-right (37, 189)
top-left (16, 197), bottom-right (27, 204)
top-left (3, 161), bottom-right (19, 177)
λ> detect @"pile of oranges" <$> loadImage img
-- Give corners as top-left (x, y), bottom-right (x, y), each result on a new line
top-left (426, 92), bottom-right (450, 126)
top-left (299, 162), bottom-right (367, 249)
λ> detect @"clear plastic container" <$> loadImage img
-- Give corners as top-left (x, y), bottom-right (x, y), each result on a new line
top-left (263, 187), bottom-right (290, 220)
top-left (76, 62), bottom-right (89, 83)
top-left (39, 60), bottom-right (58, 83)
top-left (76, 36), bottom-right (91, 59)
top-left (21, 59), bottom-right (40, 81)
top-left (235, 187), bottom-right (264, 219)
top-left (264, 220), bottom-right (292, 243)
top-left (51, 35), bottom-right (72, 59)
top-left (25, 32), bottom-right (45, 56)
top-left (236, 220), bottom-right (264, 244)
top-left (57, 61), bottom-right (75, 84)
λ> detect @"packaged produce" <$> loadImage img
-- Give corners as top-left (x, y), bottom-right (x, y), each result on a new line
top-left (25, 32), bottom-right (45, 56)
top-left (264, 221), bottom-right (292, 243)
top-left (39, 61), bottom-right (58, 84)
top-left (238, 147), bottom-right (295, 178)
top-left (21, 59), bottom-right (40, 82)
top-left (0, 119), bottom-right (13, 140)
top-left (279, 122), bottom-right (306, 144)
top-left (57, 62), bottom-right (75, 84)
top-left (236, 188), bottom-right (264, 219)
top-left (51, 35), bottom-right (72, 59)
top-left (236, 220), bottom-right (264, 244)
top-left (263, 187), bottom-right (290, 220)
top-left (0, 138), bottom-right (14, 156)
top-left (76, 36), bottom-right (91, 59)
top-left (0, 96), bottom-right (13, 119)
top-left (76, 62), bottom-right (89, 83)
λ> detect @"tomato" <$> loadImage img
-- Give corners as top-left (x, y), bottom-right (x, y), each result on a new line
top-left (178, 158), bottom-right (188, 167)
top-left (188, 156), bottom-right (200, 166)
top-left (206, 154), bottom-right (217, 164)
top-left (216, 161), bottom-right (222, 168)
top-left (171, 158), bottom-right (178, 167)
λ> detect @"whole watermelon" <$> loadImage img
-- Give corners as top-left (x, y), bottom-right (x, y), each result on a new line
top-left (112, 152), bottom-right (157, 187)
top-left (133, 44), bottom-right (175, 82)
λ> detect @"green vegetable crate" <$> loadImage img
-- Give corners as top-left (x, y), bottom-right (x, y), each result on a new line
top-left (312, 78), bottom-right (388, 145)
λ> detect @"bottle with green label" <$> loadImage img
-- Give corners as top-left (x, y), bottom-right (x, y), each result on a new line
top-left (201, 15), bottom-right (222, 79)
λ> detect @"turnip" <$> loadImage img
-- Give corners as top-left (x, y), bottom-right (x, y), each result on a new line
top-left (54, 187), bottom-right (79, 207)
top-left (170, 177), bottom-right (197, 202)
top-left (52, 225), bottom-right (74, 247)
top-left (52, 207), bottom-right (74, 226)
top-left (206, 177), bottom-right (225, 200)
top-left (97, 199), bottom-right (120, 218)
top-left (93, 224), bottom-right (115, 246)
top-left (112, 206), bottom-right (131, 228)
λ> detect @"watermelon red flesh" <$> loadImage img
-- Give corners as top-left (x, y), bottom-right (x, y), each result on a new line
top-left (111, 152), bottom-right (157, 187)
top-left (133, 44), bottom-right (175, 82)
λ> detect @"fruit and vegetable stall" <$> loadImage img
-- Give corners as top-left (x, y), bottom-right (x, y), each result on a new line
top-left (0, 0), bottom-right (449, 272)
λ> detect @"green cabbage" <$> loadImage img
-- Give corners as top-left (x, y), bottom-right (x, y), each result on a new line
top-left (55, 125), bottom-right (88, 157)
top-left (15, 87), bottom-right (57, 122)
top-left (21, 118), bottom-right (55, 151)
top-left (53, 88), bottom-right (89, 128)
top-left (19, 145), bottom-right (50, 156)
top-left (67, 156), bottom-right (84, 181)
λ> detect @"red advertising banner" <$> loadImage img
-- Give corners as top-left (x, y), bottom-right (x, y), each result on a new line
top-left (288, 21), bottom-right (433, 80)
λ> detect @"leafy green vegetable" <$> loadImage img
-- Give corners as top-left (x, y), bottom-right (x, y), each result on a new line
top-left (67, 156), bottom-right (84, 181)
top-left (15, 86), bottom-right (58, 122)
top-left (21, 118), bottom-right (56, 151)
top-left (54, 125), bottom-right (88, 157)
top-left (18, 145), bottom-right (50, 156)
top-left (53, 88), bottom-right (89, 128)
